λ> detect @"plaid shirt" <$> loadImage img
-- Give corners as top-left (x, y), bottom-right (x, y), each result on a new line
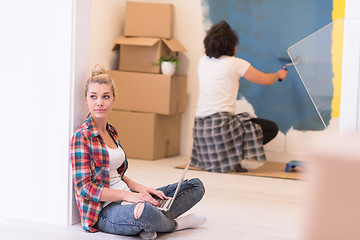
top-left (191, 112), bottom-right (265, 172)
top-left (69, 116), bottom-right (128, 232)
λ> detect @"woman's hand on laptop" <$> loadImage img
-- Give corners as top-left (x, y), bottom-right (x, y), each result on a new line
top-left (122, 191), bottom-right (161, 206)
top-left (149, 190), bottom-right (168, 201)
top-left (138, 187), bottom-right (168, 206)
top-left (121, 176), bottom-right (168, 206)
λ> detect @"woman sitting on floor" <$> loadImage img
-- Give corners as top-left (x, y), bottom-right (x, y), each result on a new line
top-left (70, 64), bottom-right (206, 240)
top-left (191, 20), bottom-right (288, 173)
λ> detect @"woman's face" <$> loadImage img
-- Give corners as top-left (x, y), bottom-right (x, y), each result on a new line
top-left (85, 83), bottom-right (115, 121)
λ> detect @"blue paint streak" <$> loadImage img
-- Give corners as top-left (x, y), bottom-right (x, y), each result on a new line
top-left (201, 0), bottom-right (333, 133)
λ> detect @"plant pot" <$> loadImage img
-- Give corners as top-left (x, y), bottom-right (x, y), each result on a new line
top-left (161, 61), bottom-right (176, 75)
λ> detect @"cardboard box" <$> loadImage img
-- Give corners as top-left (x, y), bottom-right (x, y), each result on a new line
top-left (124, 1), bottom-right (174, 38)
top-left (113, 36), bottom-right (186, 73)
top-left (108, 70), bottom-right (187, 115)
top-left (109, 110), bottom-right (181, 160)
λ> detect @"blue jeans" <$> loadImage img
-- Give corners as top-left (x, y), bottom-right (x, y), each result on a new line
top-left (95, 178), bottom-right (205, 236)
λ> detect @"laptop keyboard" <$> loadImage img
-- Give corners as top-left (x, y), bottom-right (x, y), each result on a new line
top-left (153, 195), bottom-right (172, 209)
top-left (158, 198), bottom-right (168, 208)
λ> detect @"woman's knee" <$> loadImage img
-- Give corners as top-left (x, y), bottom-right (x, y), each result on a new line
top-left (189, 178), bottom-right (205, 199)
top-left (270, 121), bottom-right (279, 134)
top-left (265, 121), bottom-right (278, 143)
top-left (252, 118), bottom-right (278, 144)
top-left (134, 202), bottom-right (144, 220)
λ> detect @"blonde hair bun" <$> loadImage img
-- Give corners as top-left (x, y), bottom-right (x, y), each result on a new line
top-left (91, 64), bottom-right (105, 76)
top-left (85, 64), bottom-right (116, 97)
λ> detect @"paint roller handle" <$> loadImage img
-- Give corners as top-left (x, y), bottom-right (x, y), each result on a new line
top-left (278, 66), bottom-right (288, 82)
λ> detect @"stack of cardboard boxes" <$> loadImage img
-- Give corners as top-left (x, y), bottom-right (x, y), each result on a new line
top-left (108, 2), bottom-right (187, 160)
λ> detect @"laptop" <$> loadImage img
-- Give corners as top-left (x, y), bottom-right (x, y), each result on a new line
top-left (154, 161), bottom-right (190, 211)
top-left (121, 161), bottom-right (190, 212)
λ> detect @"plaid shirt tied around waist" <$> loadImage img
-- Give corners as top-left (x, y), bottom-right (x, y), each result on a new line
top-left (191, 112), bottom-right (265, 173)
top-left (70, 116), bottom-right (128, 232)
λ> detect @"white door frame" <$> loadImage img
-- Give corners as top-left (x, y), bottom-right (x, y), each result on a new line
top-left (340, 0), bottom-right (360, 133)
top-left (67, 0), bottom-right (91, 225)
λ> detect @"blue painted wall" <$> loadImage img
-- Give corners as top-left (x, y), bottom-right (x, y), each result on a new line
top-left (201, 0), bottom-right (333, 133)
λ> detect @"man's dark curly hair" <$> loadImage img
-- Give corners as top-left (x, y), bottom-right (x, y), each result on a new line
top-left (203, 20), bottom-right (239, 58)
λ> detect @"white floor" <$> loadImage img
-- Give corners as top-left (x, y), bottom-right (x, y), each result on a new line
top-left (1, 153), bottom-right (305, 240)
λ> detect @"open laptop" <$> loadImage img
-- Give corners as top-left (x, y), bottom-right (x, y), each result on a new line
top-left (154, 161), bottom-right (190, 211)
top-left (121, 161), bottom-right (190, 212)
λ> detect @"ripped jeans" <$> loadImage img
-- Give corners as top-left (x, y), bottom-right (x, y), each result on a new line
top-left (95, 178), bottom-right (205, 236)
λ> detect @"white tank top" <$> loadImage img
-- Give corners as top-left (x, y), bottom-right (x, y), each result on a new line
top-left (103, 145), bottom-right (130, 207)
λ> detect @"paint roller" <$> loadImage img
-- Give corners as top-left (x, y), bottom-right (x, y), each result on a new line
top-left (277, 54), bottom-right (300, 81)
top-left (277, 54), bottom-right (300, 71)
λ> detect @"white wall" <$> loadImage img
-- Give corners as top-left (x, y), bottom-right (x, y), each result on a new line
top-left (0, 0), bottom-right (89, 225)
top-left (340, 0), bottom-right (360, 133)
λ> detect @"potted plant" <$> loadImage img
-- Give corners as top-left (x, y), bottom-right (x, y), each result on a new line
top-left (153, 56), bottom-right (179, 75)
